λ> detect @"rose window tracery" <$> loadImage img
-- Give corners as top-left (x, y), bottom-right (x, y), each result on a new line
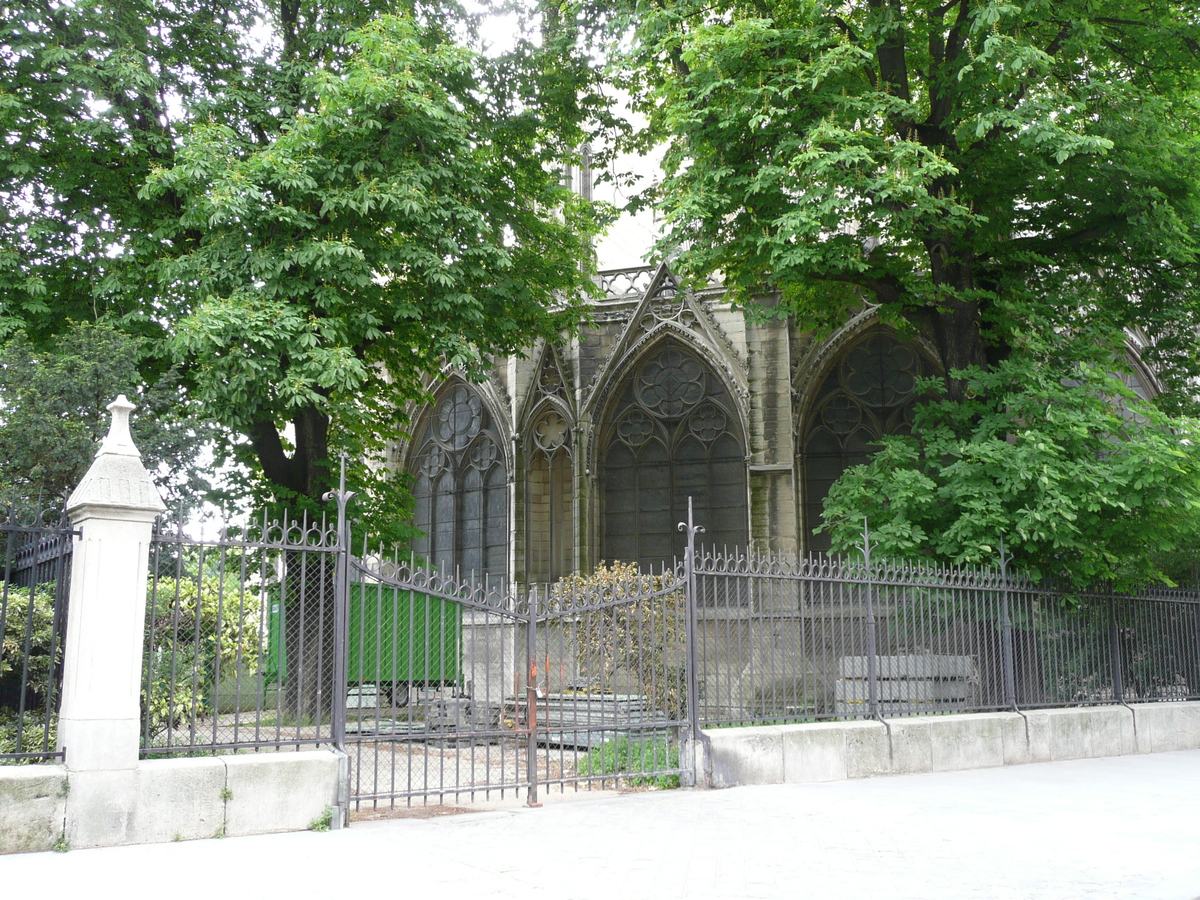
top-left (635, 348), bottom-right (705, 417)
top-left (435, 387), bottom-right (482, 449)
top-left (616, 409), bottom-right (654, 447)
top-left (534, 412), bottom-right (568, 452)
top-left (687, 403), bottom-right (728, 443)
top-left (601, 342), bottom-right (747, 568)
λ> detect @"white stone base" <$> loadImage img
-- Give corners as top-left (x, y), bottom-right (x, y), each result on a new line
top-left (1, 749), bottom-right (340, 854)
top-left (704, 701), bottom-right (1200, 788)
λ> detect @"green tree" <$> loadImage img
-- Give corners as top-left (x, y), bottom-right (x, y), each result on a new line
top-left (2, 2), bottom-right (607, 537)
top-left (821, 330), bottom-right (1200, 587)
top-left (593, 0), bottom-right (1200, 404)
top-left (585, 0), bottom-right (1200, 578)
top-left (143, 13), bottom-right (604, 538)
top-left (0, 322), bottom-right (215, 508)
top-left (0, 0), bottom-right (264, 344)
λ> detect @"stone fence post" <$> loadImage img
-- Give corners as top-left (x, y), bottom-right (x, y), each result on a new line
top-left (57, 395), bottom-right (165, 842)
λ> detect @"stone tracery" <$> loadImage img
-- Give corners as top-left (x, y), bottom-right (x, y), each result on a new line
top-left (410, 384), bottom-right (508, 582)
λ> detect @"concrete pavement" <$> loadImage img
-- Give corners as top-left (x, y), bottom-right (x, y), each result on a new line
top-left (4, 750), bottom-right (1200, 899)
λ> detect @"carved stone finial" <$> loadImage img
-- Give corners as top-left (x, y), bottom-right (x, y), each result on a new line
top-left (67, 394), bottom-right (166, 517)
top-left (99, 394), bottom-right (141, 459)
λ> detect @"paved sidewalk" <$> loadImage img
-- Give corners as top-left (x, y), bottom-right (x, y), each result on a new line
top-left (5, 750), bottom-right (1200, 899)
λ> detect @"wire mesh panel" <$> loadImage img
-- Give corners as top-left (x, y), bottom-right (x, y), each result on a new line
top-left (342, 555), bottom-right (693, 809)
top-left (1018, 585), bottom-right (1200, 708)
top-left (0, 504), bottom-right (73, 763)
top-left (142, 513), bottom-right (341, 755)
top-left (694, 550), bottom-right (871, 725)
top-left (344, 551), bottom-right (527, 809)
top-left (692, 546), bottom-right (1200, 727)
top-left (1015, 589), bottom-right (1115, 708)
top-left (533, 562), bottom-right (690, 793)
top-left (870, 563), bottom-right (1010, 715)
top-left (1111, 591), bottom-right (1200, 702)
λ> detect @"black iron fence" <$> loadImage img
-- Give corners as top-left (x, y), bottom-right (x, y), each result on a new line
top-left (341, 552), bottom-right (690, 809)
top-left (137, 496), bottom-right (694, 806)
top-left (0, 504), bottom-right (74, 763)
top-left (692, 546), bottom-right (1200, 727)
top-left (141, 512), bottom-right (341, 756)
top-left (93, 493), bottom-right (1200, 804)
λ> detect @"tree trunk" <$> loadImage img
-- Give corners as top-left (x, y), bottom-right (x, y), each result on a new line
top-left (248, 400), bottom-right (339, 727)
top-left (281, 548), bottom-right (338, 728)
top-left (909, 241), bottom-right (989, 401)
top-left (249, 402), bottom-right (332, 500)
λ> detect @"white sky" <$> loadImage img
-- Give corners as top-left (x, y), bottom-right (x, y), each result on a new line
top-left (593, 152), bottom-right (662, 271)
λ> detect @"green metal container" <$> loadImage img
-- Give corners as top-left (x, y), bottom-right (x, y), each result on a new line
top-left (263, 584), bottom-right (462, 686)
top-left (347, 583), bottom-right (461, 684)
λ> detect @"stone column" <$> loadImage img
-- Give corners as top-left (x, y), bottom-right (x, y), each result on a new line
top-left (57, 396), bottom-right (165, 843)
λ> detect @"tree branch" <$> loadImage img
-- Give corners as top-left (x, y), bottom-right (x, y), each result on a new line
top-left (871, 0), bottom-right (911, 103)
top-left (824, 271), bottom-right (905, 306)
top-left (249, 418), bottom-right (302, 496)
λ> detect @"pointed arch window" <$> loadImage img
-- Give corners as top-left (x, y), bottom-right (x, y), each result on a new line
top-left (526, 407), bottom-right (573, 583)
top-left (410, 385), bottom-right (508, 581)
top-left (800, 327), bottom-right (934, 552)
top-left (600, 342), bottom-right (747, 568)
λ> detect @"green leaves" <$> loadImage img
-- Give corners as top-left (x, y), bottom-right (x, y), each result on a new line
top-left (135, 11), bottom-right (604, 536)
top-left (590, 0), bottom-right (1200, 584)
top-left (0, 323), bottom-right (216, 507)
top-left (598, 0), bottom-right (1200, 393)
top-left (822, 338), bottom-right (1200, 588)
top-left (1, 0), bottom-right (609, 539)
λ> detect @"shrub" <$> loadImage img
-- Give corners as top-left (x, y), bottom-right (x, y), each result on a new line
top-left (0, 583), bottom-right (62, 759)
top-left (576, 736), bottom-right (680, 790)
top-left (143, 562), bottom-right (263, 737)
top-left (0, 583), bottom-right (61, 705)
top-left (553, 562), bottom-right (687, 721)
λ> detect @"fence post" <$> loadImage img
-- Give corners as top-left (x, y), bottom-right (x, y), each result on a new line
top-left (525, 587), bottom-right (541, 808)
top-left (1109, 599), bottom-right (1125, 703)
top-left (322, 454), bottom-right (355, 829)
top-left (861, 520), bottom-right (880, 720)
top-left (57, 396), bottom-right (165, 841)
top-left (1195, 589), bottom-right (1200, 699)
top-left (998, 536), bottom-right (1018, 710)
top-left (679, 497), bottom-right (704, 747)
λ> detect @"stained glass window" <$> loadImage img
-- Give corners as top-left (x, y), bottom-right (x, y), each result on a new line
top-left (801, 328), bottom-right (933, 552)
top-left (410, 385), bottom-right (507, 581)
top-left (526, 408), bottom-right (573, 583)
top-left (600, 343), bottom-right (747, 567)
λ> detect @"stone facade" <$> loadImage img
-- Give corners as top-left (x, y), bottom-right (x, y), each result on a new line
top-left (395, 261), bottom-right (955, 593)
top-left (398, 260), bottom-right (1162, 594)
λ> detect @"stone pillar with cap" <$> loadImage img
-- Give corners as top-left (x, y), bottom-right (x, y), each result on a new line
top-left (58, 395), bottom-right (166, 777)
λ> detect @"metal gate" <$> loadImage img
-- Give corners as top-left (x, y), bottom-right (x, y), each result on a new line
top-left (341, 538), bottom-right (697, 810)
top-left (1, 503), bottom-right (74, 764)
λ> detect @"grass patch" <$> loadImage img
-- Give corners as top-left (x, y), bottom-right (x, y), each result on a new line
top-left (576, 737), bottom-right (681, 790)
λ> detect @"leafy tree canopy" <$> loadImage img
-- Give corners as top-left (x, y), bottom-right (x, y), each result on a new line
top-left (821, 327), bottom-right (1200, 587)
top-left (0, 322), bottom-right (216, 510)
top-left (593, 0), bottom-right (1200, 406)
top-left (584, 0), bottom-right (1200, 581)
top-left (143, 14), bottom-right (605, 538)
top-left (2, 1), bottom-right (609, 539)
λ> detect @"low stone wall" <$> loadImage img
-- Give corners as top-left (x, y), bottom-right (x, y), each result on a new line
top-left (0, 766), bottom-right (69, 854)
top-left (704, 701), bottom-right (1200, 788)
top-left (7, 704), bottom-right (1197, 852)
top-left (0, 749), bottom-right (339, 854)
